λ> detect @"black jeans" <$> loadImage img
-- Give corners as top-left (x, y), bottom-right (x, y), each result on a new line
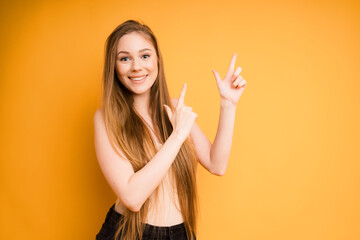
top-left (96, 204), bottom-right (196, 240)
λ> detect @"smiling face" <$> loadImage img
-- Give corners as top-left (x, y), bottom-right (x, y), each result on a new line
top-left (115, 31), bottom-right (158, 96)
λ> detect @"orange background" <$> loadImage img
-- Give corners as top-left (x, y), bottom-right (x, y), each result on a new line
top-left (1, 0), bottom-right (360, 239)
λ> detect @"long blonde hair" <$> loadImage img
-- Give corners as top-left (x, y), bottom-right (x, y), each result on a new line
top-left (101, 20), bottom-right (198, 240)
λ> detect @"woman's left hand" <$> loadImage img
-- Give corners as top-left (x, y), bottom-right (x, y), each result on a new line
top-left (212, 53), bottom-right (247, 106)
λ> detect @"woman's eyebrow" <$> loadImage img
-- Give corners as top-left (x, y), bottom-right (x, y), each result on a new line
top-left (117, 48), bottom-right (152, 56)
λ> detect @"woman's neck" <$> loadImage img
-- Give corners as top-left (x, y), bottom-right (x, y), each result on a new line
top-left (133, 91), bottom-right (151, 119)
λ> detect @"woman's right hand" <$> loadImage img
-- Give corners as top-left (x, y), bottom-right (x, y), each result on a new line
top-left (164, 83), bottom-right (197, 142)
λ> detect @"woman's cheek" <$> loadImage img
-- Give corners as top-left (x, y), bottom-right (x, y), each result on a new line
top-left (116, 65), bottom-right (129, 77)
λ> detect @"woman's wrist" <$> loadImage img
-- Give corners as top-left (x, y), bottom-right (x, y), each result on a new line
top-left (169, 130), bottom-right (187, 144)
top-left (220, 98), bottom-right (237, 110)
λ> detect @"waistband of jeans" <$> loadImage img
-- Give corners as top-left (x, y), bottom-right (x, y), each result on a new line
top-left (108, 203), bottom-right (186, 231)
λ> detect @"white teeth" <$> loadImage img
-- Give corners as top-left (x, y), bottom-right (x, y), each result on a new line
top-left (129, 75), bottom-right (147, 81)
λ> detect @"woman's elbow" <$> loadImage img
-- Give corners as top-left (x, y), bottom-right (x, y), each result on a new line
top-left (122, 195), bottom-right (143, 212)
top-left (127, 204), bottom-right (141, 212)
top-left (210, 167), bottom-right (227, 176)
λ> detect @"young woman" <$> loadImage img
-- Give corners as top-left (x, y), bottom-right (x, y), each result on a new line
top-left (94, 20), bottom-right (247, 240)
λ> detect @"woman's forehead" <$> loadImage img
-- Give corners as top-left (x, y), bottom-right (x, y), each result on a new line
top-left (117, 32), bottom-right (155, 53)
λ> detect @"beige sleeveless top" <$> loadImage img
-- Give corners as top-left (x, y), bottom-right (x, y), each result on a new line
top-left (114, 141), bottom-right (184, 226)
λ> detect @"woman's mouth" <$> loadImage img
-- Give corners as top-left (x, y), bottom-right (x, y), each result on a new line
top-left (128, 74), bottom-right (148, 82)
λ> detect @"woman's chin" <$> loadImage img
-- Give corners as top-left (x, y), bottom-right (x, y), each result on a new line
top-left (128, 82), bottom-right (156, 96)
top-left (130, 87), bottom-right (151, 96)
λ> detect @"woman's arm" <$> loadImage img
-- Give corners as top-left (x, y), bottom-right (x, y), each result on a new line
top-left (189, 53), bottom-right (247, 176)
top-left (173, 99), bottom-right (238, 176)
top-left (94, 84), bottom-right (196, 212)
top-left (209, 99), bottom-right (237, 175)
top-left (170, 99), bottom-right (235, 176)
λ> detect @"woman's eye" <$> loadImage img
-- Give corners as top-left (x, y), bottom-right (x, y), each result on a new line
top-left (142, 54), bottom-right (150, 59)
top-left (120, 57), bottom-right (129, 61)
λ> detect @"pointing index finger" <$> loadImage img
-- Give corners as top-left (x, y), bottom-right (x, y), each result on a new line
top-left (225, 53), bottom-right (237, 79)
top-left (177, 83), bottom-right (187, 108)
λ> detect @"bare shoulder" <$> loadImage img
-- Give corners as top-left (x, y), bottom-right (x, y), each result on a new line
top-left (94, 108), bottom-right (104, 124)
top-left (93, 107), bottom-right (127, 159)
top-left (93, 108), bottom-right (105, 138)
top-left (93, 108), bottom-right (107, 134)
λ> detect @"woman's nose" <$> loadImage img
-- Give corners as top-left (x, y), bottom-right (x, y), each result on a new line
top-left (131, 58), bottom-right (142, 71)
